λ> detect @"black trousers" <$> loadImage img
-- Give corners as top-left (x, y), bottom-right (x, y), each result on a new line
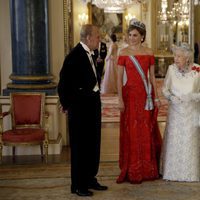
top-left (68, 91), bottom-right (101, 190)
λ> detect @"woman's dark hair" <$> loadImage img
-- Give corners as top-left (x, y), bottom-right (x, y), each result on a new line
top-left (110, 34), bottom-right (117, 42)
top-left (127, 25), bottom-right (146, 43)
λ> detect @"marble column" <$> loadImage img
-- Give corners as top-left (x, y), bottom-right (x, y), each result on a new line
top-left (3, 0), bottom-right (57, 95)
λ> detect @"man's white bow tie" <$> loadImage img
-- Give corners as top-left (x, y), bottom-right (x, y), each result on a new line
top-left (86, 50), bottom-right (94, 56)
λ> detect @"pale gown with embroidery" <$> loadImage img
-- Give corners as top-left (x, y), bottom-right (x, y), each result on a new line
top-left (161, 64), bottom-right (200, 182)
top-left (101, 42), bottom-right (118, 94)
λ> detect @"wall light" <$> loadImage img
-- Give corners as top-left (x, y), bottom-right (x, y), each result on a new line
top-left (125, 13), bottom-right (136, 26)
top-left (78, 13), bottom-right (88, 26)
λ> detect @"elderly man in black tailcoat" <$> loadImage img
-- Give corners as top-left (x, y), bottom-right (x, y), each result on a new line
top-left (58, 24), bottom-right (108, 197)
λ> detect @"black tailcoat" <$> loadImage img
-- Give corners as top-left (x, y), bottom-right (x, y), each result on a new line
top-left (58, 43), bottom-right (102, 190)
top-left (94, 42), bottom-right (107, 76)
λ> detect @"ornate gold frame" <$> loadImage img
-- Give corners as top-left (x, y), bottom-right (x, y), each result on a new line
top-left (63, 0), bottom-right (73, 55)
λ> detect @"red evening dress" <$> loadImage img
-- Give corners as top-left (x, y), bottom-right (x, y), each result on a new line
top-left (117, 55), bottom-right (162, 184)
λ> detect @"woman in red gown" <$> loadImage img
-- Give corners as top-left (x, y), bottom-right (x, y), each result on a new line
top-left (117, 19), bottom-right (162, 184)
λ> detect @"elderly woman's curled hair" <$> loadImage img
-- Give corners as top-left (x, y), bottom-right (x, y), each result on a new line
top-left (172, 42), bottom-right (194, 65)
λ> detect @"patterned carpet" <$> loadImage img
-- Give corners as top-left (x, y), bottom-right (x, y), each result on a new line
top-left (0, 162), bottom-right (200, 200)
top-left (101, 79), bottom-right (168, 122)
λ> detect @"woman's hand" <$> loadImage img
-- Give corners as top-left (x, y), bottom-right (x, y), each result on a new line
top-left (170, 96), bottom-right (182, 104)
top-left (180, 93), bottom-right (200, 102)
top-left (179, 94), bottom-right (191, 102)
top-left (154, 98), bottom-right (161, 108)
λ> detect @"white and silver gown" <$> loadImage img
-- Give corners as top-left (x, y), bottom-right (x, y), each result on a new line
top-left (161, 64), bottom-right (200, 182)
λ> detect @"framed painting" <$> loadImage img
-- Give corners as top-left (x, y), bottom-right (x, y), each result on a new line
top-left (88, 3), bottom-right (123, 38)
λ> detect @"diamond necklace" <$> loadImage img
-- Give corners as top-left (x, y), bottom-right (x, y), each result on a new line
top-left (178, 65), bottom-right (191, 75)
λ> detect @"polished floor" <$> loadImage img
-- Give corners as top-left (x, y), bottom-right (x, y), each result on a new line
top-left (1, 143), bottom-right (200, 200)
top-left (1, 145), bottom-right (70, 165)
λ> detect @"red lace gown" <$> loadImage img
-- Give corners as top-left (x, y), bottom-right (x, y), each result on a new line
top-left (117, 55), bottom-right (162, 184)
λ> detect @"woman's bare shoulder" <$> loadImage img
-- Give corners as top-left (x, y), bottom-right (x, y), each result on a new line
top-left (118, 47), bottom-right (129, 56)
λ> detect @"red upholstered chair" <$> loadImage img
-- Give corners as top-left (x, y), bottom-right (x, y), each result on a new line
top-left (0, 92), bottom-right (49, 163)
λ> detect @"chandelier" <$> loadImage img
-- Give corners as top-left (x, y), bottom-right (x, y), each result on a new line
top-left (158, 0), bottom-right (189, 24)
top-left (89, 0), bottom-right (144, 13)
top-left (158, 0), bottom-right (168, 22)
top-left (194, 0), bottom-right (200, 5)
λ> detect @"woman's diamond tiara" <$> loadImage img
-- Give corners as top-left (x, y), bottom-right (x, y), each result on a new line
top-left (172, 43), bottom-right (192, 53)
top-left (129, 18), bottom-right (146, 30)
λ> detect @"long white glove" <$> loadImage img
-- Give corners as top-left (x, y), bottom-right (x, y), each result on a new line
top-left (191, 93), bottom-right (200, 102)
top-left (179, 94), bottom-right (191, 102)
top-left (180, 93), bottom-right (200, 102)
top-left (170, 96), bottom-right (182, 104)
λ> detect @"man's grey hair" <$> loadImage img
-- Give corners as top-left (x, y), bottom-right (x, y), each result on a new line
top-left (80, 24), bottom-right (95, 42)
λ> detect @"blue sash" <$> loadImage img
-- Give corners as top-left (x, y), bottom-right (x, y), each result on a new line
top-left (129, 56), bottom-right (154, 110)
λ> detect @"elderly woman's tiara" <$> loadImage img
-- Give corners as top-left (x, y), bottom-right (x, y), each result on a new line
top-left (129, 18), bottom-right (146, 30)
top-left (172, 43), bottom-right (192, 52)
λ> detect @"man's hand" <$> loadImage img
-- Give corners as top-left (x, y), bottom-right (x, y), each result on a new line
top-left (59, 104), bottom-right (68, 114)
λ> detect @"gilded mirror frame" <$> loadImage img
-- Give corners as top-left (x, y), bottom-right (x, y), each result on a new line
top-left (63, 0), bottom-right (73, 55)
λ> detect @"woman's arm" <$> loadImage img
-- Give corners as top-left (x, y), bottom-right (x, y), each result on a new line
top-left (161, 65), bottom-right (172, 100)
top-left (105, 44), bottom-right (112, 61)
top-left (149, 64), bottom-right (161, 107)
top-left (161, 65), bottom-right (182, 104)
top-left (117, 65), bottom-right (125, 112)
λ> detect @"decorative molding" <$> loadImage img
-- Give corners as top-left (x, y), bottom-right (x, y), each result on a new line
top-left (190, 0), bottom-right (194, 48)
top-left (9, 75), bottom-right (54, 81)
top-left (151, 0), bottom-right (157, 52)
top-left (6, 83), bottom-right (57, 89)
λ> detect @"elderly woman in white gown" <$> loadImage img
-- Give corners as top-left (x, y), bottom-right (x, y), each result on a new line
top-left (161, 43), bottom-right (200, 182)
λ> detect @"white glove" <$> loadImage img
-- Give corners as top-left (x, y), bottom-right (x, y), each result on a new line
top-left (199, 116), bottom-right (200, 127)
top-left (162, 88), bottom-right (171, 100)
top-left (170, 96), bottom-right (182, 104)
top-left (179, 94), bottom-right (191, 102)
top-left (193, 113), bottom-right (200, 127)
top-left (191, 93), bottom-right (200, 102)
